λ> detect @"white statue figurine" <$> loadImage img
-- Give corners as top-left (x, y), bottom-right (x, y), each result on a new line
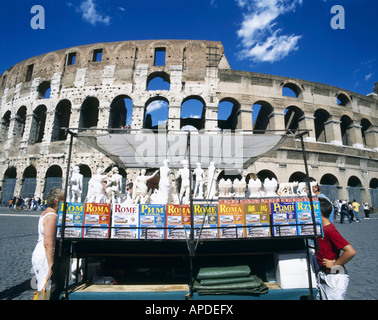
top-left (67, 165), bottom-right (83, 202)
top-left (105, 167), bottom-right (123, 204)
top-left (248, 178), bottom-right (262, 198)
top-left (177, 160), bottom-right (191, 204)
top-left (193, 162), bottom-right (204, 199)
top-left (263, 177), bottom-right (278, 197)
top-left (133, 169), bottom-right (159, 204)
top-left (87, 168), bottom-right (106, 203)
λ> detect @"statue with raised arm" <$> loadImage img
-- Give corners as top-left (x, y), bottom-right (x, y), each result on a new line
top-left (133, 169), bottom-right (159, 204)
top-left (193, 162), bottom-right (204, 199)
top-left (87, 167), bottom-right (106, 203)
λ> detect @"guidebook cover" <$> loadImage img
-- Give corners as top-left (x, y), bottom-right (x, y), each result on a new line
top-left (111, 203), bottom-right (139, 239)
top-left (218, 203), bottom-right (245, 239)
top-left (83, 203), bottom-right (111, 238)
top-left (165, 204), bottom-right (191, 239)
top-left (139, 204), bottom-right (166, 239)
top-left (193, 204), bottom-right (218, 239)
top-left (296, 198), bottom-right (323, 236)
top-left (270, 200), bottom-right (298, 237)
top-left (244, 202), bottom-right (271, 238)
top-left (56, 202), bottom-right (84, 238)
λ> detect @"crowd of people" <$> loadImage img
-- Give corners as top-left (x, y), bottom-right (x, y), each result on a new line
top-left (331, 199), bottom-right (371, 223)
top-left (8, 196), bottom-right (47, 211)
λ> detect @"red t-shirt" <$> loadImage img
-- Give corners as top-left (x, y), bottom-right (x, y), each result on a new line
top-left (316, 223), bottom-right (350, 269)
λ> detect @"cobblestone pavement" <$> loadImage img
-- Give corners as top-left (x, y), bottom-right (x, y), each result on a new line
top-left (0, 208), bottom-right (377, 300)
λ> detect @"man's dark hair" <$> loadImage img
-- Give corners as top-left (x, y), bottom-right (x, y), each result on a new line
top-left (319, 197), bottom-right (333, 218)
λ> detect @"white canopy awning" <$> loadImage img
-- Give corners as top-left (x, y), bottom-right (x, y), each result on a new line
top-left (75, 130), bottom-right (290, 170)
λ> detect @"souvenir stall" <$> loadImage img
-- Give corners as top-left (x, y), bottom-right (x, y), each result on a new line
top-left (50, 129), bottom-right (322, 300)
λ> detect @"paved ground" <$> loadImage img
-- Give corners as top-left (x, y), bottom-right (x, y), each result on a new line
top-left (0, 207), bottom-right (377, 300)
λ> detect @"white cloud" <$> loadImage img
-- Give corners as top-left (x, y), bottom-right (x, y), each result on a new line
top-left (146, 100), bottom-right (167, 113)
top-left (365, 73), bottom-right (373, 81)
top-left (77, 0), bottom-right (110, 26)
top-left (236, 0), bottom-right (303, 63)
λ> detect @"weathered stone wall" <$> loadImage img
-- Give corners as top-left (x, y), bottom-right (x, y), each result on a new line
top-left (0, 40), bottom-right (377, 205)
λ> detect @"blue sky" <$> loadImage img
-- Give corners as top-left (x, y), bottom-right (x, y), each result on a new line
top-left (0, 0), bottom-right (377, 98)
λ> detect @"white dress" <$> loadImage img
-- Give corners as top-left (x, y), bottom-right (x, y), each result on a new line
top-left (31, 212), bottom-right (57, 291)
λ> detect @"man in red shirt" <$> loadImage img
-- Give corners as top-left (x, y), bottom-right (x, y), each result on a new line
top-left (315, 197), bottom-right (356, 300)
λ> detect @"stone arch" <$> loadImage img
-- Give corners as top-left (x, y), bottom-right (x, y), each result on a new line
top-left (180, 96), bottom-right (206, 130)
top-left (143, 96), bottom-right (169, 130)
top-left (14, 106), bottom-right (27, 139)
top-left (257, 170), bottom-right (277, 182)
top-left (289, 171), bottom-right (307, 183)
top-left (108, 95), bottom-right (133, 132)
top-left (147, 72), bottom-right (170, 91)
top-left (0, 110), bottom-right (11, 143)
top-left (252, 100), bottom-right (273, 133)
top-left (217, 98), bottom-right (240, 131)
top-left (21, 165), bottom-right (37, 197)
top-left (51, 99), bottom-right (72, 141)
top-left (44, 165), bottom-right (63, 197)
top-left (78, 164), bottom-right (92, 201)
top-left (340, 114), bottom-right (353, 146)
top-left (281, 81), bottom-right (303, 98)
top-left (319, 173), bottom-right (340, 201)
top-left (314, 108), bottom-right (331, 142)
top-left (79, 97), bottom-right (99, 132)
top-left (1, 167), bottom-right (17, 204)
top-left (360, 118), bottom-right (372, 147)
top-left (336, 92), bottom-right (351, 107)
top-left (370, 178), bottom-right (378, 207)
top-left (37, 81), bottom-right (51, 99)
top-left (284, 105), bottom-right (304, 133)
top-left (29, 104), bottom-right (47, 144)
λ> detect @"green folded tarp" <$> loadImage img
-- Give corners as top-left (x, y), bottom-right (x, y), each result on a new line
top-left (199, 275), bottom-right (255, 286)
top-left (193, 278), bottom-right (269, 295)
top-left (196, 265), bottom-right (251, 280)
top-left (193, 265), bottom-right (268, 296)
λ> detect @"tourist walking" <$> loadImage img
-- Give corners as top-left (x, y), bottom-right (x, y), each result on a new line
top-left (352, 200), bottom-right (361, 222)
top-left (340, 200), bottom-right (352, 224)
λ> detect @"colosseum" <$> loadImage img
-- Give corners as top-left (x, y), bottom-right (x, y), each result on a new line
top-left (0, 39), bottom-right (377, 209)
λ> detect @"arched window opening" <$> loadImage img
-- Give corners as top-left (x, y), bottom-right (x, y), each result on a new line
top-left (282, 83), bottom-right (301, 98)
top-left (252, 101), bottom-right (273, 134)
top-left (180, 97), bottom-right (205, 130)
top-left (14, 106), bottom-right (27, 139)
top-left (217, 99), bottom-right (240, 131)
top-left (144, 98), bottom-right (169, 130)
top-left (147, 72), bottom-right (170, 91)
top-left (314, 109), bottom-right (330, 142)
top-left (38, 81), bottom-right (51, 99)
top-left (51, 100), bottom-right (71, 142)
top-left (21, 166), bottom-right (37, 198)
top-left (340, 115), bottom-right (353, 146)
top-left (29, 105), bottom-right (47, 144)
top-left (79, 97), bottom-right (99, 132)
top-left (44, 165), bottom-right (63, 197)
top-left (78, 164), bottom-right (92, 202)
top-left (337, 93), bottom-right (351, 107)
top-left (1, 167), bottom-right (17, 205)
top-left (0, 111), bottom-right (11, 143)
top-left (289, 172), bottom-right (307, 183)
top-left (109, 96), bottom-right (133, 132)
top-left (361, 118), bottom-right (372, 147)
top-left (347, 175), bottom-right (363, 204)
top-left (284, 106), bottom-right (304, 134)
top-left (370, 178), bottom-right (378, 207)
